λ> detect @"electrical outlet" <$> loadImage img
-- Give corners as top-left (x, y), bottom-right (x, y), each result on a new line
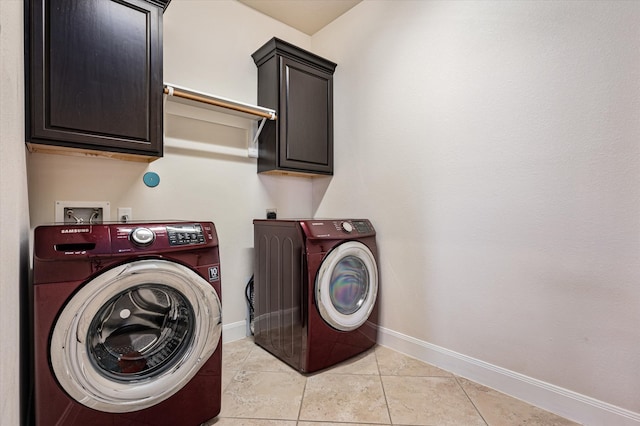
top-left (117, 207), bottom-right (133, 223)
top-left (55, 201), bottom-right (110, 224)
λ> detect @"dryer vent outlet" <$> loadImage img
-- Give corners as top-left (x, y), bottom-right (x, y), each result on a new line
top-left (55, 201), bottom-right (111, 224)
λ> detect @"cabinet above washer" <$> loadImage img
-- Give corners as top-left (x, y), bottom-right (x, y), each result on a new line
top-left (25, 0), bottom-right (167, 162)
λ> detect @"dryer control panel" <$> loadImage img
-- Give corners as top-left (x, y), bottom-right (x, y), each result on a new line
top-left (301, 219), bottom-right (375, 239)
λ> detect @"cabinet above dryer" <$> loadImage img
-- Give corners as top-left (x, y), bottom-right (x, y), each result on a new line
top-left (25, 0), bottom-right (169, 162)
top-left (252, 38), bottom-right (337, 177)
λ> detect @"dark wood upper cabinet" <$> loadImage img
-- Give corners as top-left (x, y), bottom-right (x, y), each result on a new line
top-left (252, 38), bottom-right (337, 176)
top-left (25, 0), bottom-right (167, 161)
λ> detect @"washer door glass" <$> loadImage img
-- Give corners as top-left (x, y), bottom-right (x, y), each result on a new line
top-left (87, 284), bottom-right (194, 382)
top-left (50, 259), bottom-right (222, 413)
top-left (315, 241), bottom-right (378, 331)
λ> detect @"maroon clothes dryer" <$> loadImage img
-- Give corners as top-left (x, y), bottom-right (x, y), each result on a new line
top-left (253, 219), bottom-right (379, 373)
top-left (32, 222), bottom-right (222, 426)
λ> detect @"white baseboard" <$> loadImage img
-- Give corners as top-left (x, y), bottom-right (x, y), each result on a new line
top-left (222, 320), bottom-right (248, 344)
top-left (378, 326), bottom-right (640, 426)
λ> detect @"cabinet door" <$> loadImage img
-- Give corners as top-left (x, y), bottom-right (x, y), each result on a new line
top-left (26, 0), bottom-right (163, 158)
top-left (278, 57), bottom-right (333, 175)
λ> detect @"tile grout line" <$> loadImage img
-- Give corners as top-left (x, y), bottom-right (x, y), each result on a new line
top-left (375, 346), bottom-right (395, 425)
top-left (455, 375), bottom-right (490, 426)
top-left (296, 372), bottom-right (309, 423)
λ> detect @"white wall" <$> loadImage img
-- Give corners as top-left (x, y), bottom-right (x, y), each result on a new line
top-left (312, 0), bottom-right (640, 420)
top-left (26, 0), bottom-right (314, 336)
top-left (0, 1), bottom-right (31, 425)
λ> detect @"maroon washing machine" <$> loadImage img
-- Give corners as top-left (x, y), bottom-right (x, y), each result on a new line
top-left (253, 219), bottom-right (379, 373)
top-left (32, 222), bottom-right (222, 426)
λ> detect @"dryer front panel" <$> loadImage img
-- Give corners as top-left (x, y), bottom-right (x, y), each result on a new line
top-left (49, 259), bottom-right (222, 413)
top-left (315, 241), bottom-right (378, 331)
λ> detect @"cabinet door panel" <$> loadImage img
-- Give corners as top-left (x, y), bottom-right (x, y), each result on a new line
top-left (280, 58), bottom-right (333, 173)
top-left (49, 0), bottom-right (148, 139)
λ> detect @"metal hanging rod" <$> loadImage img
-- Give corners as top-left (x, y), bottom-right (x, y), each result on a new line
top-left (163, 83), bottom-right (277, 120)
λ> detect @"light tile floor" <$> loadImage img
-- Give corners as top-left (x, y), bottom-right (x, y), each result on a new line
top-left (207, 338), bottom-right (580, 426)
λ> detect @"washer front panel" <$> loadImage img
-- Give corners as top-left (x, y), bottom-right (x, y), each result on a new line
top-left (315, 241), bottom-right (378, 331)
top-left (50, 259), bottom-right (222, 413)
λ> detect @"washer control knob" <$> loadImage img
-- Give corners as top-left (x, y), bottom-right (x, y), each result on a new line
top-left (130, 227), bottom-right (155, 246)
top-left (341, 222), bottom-right (354, 233)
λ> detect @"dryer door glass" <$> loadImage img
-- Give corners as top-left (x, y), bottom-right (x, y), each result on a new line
top-left (50, 259), bottom-right (222, 413)
top-left (315, 241), bottom-right (378, 331)
top-left (329, 255), bottom-right (369, 315)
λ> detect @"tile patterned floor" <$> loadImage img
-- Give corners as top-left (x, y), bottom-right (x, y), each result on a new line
top-left (207, 338), bottom-right (580, 426)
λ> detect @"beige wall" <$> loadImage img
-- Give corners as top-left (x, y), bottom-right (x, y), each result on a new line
top-left (312, 0), bottom-right (640, 418)
top-left (1, 1), bottom-right (30, 425)
top-left (5, 0), bottom-right (640, 424)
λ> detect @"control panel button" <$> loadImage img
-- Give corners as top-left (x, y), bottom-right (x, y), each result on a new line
top-left (130, 227), bottom-right (155, 246)
top-left (341, 222), bottom-right (354, 233)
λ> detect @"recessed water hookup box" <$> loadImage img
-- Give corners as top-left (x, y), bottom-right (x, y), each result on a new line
top-left (55, 201), bottom-right (111, 224)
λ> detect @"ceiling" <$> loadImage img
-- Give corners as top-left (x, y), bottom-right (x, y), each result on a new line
top-left (237, 0), bottom-right (362, 35)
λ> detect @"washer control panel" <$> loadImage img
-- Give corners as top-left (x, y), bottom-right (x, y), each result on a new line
top-left (167, 224), bottom-right (206, 246)
top-left (111, 222), bottom-right (215, 253)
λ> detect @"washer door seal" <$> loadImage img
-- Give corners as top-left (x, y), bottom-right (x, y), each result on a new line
top-left (315, 241), bottom-right (378, 331)
top-left (50, 259), bottom-right (222, 413)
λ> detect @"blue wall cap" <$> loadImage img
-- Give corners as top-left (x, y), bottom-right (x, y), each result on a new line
top-left (143, 172), bottom-right (160, 188)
